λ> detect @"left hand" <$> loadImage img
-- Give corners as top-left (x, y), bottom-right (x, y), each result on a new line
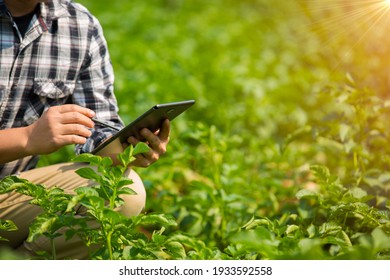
top-left (125, 119), bottom-right (170, 167)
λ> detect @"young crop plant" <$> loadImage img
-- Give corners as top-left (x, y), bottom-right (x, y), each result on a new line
top-left (261, 78), bottom-right (390, 260)
top-left (2, 0), bottom-right (390, 261)
top-left (0, 218), bottom-right (17, 242)
top-left (0, 143), bottom-right (184, 260)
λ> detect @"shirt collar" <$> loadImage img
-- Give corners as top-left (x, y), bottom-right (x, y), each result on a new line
top-left (0, 0), bottom-right (8, 17)
top-left (0, 0), bottom-right (70, 19)
top-left (41, 0), bottom-right (71, 20)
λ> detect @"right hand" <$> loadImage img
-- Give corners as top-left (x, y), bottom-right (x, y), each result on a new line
top-left (25, 104), bottom-right (95, 155)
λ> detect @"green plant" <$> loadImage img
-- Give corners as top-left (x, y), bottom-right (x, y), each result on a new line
top-left (2, 0), bottom-right (390, 260)
top-left (0, 219), bottom-right (17, 242)
top-left (0, 143), bottom-right (181, 259)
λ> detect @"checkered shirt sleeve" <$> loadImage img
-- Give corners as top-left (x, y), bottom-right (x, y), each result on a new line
top-left (0, 0), bottom-right (124, 178)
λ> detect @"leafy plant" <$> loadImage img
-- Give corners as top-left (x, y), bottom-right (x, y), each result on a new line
top-left (2, 0), bottom-right (390, 260)
top-left (0, 143), bottom-right (182, 259)
top-left (0, 219), bottom-right (17, 242)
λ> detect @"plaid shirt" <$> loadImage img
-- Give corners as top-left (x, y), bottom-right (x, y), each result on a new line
top-left (0, 0), bottom-right (124, 178)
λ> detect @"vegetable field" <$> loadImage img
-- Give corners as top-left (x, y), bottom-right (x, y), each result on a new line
top-left (1, 0), bottom-right (390, 259)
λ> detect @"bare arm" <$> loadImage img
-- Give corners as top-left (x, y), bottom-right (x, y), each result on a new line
top-left (0, 104), bottom-right (95, 164)
top-left (0, 126), bottom-right (32, 164)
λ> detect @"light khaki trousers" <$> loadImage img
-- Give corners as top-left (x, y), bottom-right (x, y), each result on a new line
top-left (0, 162), bottom-right (146, 259)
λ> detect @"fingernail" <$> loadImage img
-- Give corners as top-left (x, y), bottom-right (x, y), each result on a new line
top-left (141, 128), bottom-right (148, 135)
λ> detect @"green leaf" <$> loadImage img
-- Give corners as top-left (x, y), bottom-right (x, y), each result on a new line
top-left (241, 217), bottom-right (272, 230)
top-left (116, 178), bottom-right (134, 189)
top-left (117, 145), bottom-right (134, 167)
top-left (282, 125), bottom-right (312, 152)
top-left (27, 214), bottom-right (58, 242)
top-left (151, 227), bottom-right (167, 244)
top-left (137, 213), bottom-right (177, 227)
top-left (133, 142), bottom-right (150, 155)
top-left (339, 230), bottom-right (352, 247)
top-left (339, 123), bottom-right (350, 142)
top-left (101, 156), bottom-right (114, 168)
top-left (117, 186), bottom-right (137, 196)
top-left (296, 189), bottom-right (318, 200)
top-left (167, 233), bottom-right (206, 253)
top-left (75, 187), bottom-right (100, 197)
top-left (0, 219), bottom-right (18, 231)
top-left (0, 176), bottom-right (21, 194)
top-left (349, 187), bottom-right (368, 200)
top-left (110, 166), bottom-right (123, 180)
top-left (83, 195), bottom-right (105, 210)
top-left (66, 194), bottom-right (84, 212)
top-left (165, 241), bottom-right (187, 259)
top-left (371, 228), bottom-right (390, 251)
top-left (307, 224), bottom-right (317, 238)
top-left (230, 227), bottom-right (280, 258)
top-left (319, 222), bottom-right (342, 236)
top-left (13, 181), bottom-right (46, 199)
top-left (72, 153), bottom-right (102, 165)
top-left (285, 224), bottom-right (300, 235)
top-left (47, 187), bottom-right (65, 196)
top-left (75, 167), bottom-right (101, 181)
top-left (363, 177), bottom-right (382, 188)
top-left (310, 165), bottom-right (330, 183)
top-left (101, 208), bottom-right (124, 225)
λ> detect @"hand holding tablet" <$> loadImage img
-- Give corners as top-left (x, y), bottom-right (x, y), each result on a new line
top-left (91, 100), bottom-right (195, 159)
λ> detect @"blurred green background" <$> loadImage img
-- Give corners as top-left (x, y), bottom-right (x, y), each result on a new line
top-left (37, 0), bottom-right (390, 259)
top-left (41, 0), bottom-right (390, 163)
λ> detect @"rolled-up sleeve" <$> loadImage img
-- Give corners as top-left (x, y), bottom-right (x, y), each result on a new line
top-left (73, 14), bottom-right (124, 154)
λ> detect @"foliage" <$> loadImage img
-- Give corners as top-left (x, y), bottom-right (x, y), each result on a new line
top-left (2, 0), bottom-right (390, 259)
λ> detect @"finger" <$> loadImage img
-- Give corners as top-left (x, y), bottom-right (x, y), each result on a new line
top-left (140, 129), bottom-right (167, 154)
top-left (159, 119), bottom-right (170, 142)
top-left (127, 135), bottom-right (159, 166)
top-left (57, 134), bottom-right (89, 146)
top-left (61, 124), bottom-right (93, 138)
top-left (141, 128), bottom-right (159, 146)
top-left (60, 111), bottom-right (95, 128)
top-left (55, 104), bottom-right (96, 118)
top-left (131, 155), bottom-right (152, 168)
top-left (127, 136), bottom-right (140, 146)
top-left (127, 135), bottom-right (154, 156)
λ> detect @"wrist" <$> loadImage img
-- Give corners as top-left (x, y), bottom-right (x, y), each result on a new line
top-left (23, 124), bottom-right (36, 156)
top-left (0, 125), bottom-right (34, 164)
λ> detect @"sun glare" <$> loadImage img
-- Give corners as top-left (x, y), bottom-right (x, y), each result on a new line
top-left (298, 0), bottom-right (390, 72)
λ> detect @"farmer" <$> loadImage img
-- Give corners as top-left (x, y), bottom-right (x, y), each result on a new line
top-left (0, 0), bottom-right (170, 258)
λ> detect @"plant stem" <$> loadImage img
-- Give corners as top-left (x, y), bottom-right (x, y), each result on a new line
top-left (106, 231), bottom-right (113, 260)
top-left (51, 237), bottom-right (56, 260)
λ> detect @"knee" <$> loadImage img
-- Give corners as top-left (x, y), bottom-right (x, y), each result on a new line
top-left (117, 169), bottom-right (146, 217)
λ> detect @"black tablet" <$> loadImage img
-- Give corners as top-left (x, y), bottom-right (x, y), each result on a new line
top-left (91, 100), bottom-right (195, 155)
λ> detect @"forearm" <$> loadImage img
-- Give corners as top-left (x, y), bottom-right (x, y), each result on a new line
top-left (0, 126), bottom-right (30, 164)
top-left (0, 105), bottom-right (95, 165)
